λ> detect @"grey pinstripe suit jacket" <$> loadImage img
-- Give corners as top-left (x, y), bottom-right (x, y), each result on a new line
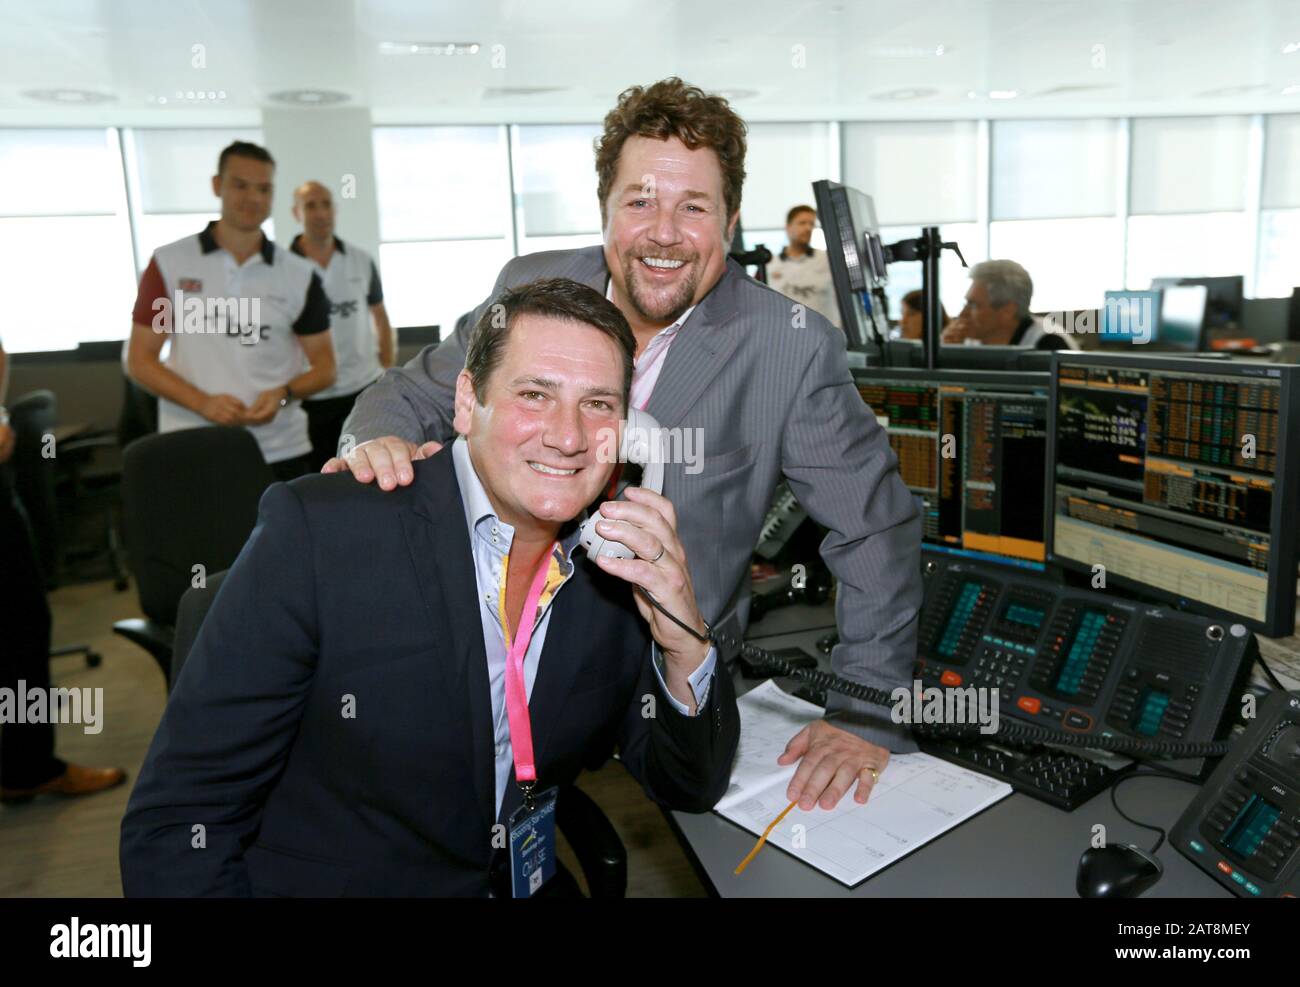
top-left (342, 246), bottom-right (922, 750)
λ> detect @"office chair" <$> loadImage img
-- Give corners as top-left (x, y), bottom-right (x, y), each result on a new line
top-left (113, 426), bottom-right (274, 683)
top-left (7, 389), bottom-right (129, 590)
top-left (171, 569), bottom-right (628, 899)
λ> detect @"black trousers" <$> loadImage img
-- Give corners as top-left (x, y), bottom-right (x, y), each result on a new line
top-left (302, 389), bottom-right (365, 473)
top-left (0, 473), bottom-right (61, 788)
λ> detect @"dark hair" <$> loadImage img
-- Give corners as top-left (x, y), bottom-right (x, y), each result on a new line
top-left (786, 204), bottom-right (816, 225)
top-left (901, 289), bottom-right (951, 326)
top-left (217, 140), bottom-right (275, 176)
top-left (594, 77), bottom-right (747, 225)
top-left (465, 278), bottom-right (636, 409)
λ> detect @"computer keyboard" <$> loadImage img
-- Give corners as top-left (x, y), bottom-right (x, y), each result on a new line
top-left (917, 732), bottom-right (1131, 811)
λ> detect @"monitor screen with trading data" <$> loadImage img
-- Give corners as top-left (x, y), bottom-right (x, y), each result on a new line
top-left (1048, 354), bottom-right (1300, 636)
top-left (855, 368), bottom-right (1051, 571)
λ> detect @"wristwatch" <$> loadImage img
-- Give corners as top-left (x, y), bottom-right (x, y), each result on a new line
top-left (278, 385), bottom-right (292, 408)
top-left (0, 406), bottom-right (8, 427)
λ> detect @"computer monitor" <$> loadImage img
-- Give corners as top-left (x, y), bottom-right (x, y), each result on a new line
top-left (867, 341), bottom-right (1054, 373)
top-left (1048, 353), bottom-right (1300, 636)
top-left (1158, 284), bottom-right (1209, 352)
top-left (1150, 275), bottom-right (1244, 329)
top-left (855, 368), bottom-right (1051, 571)
top-left (1100, 290), bottom-right (1162, 347)
top-left (813, 179), bottom-right (889, 351)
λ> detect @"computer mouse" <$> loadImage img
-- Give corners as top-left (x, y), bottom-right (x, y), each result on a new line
top-left (1076, 843), bottom-right (1164, 898)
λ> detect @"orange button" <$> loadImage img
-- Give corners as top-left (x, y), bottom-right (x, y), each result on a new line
top-left (941, 670), bottom-right (963, 687)
top-left (1217, 861), bottom-right (1233, 875)
top-left (1017, 697), bottom-right (1042, 714)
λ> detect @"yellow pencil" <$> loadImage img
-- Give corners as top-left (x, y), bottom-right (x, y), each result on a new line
top-left (734, 800), bottom-right (798, 875)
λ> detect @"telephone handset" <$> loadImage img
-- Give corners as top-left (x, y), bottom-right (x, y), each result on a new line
top-left (578, 407), bottom-right (667, 560)
top-left (1170, 690), bottom-right (1300, 897)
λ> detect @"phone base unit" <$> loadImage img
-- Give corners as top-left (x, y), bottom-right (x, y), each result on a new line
top-left (1171, 691), bottom-right (1300, 897)
top-left (915, 555), bottom-right (1256, 775)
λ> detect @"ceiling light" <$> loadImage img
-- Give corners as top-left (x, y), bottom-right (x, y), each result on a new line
top-left (868, 44), bottom-right (951, 58)
top-left (22, 88), bottom-right (116, 104)
top-left (268, 89), bottom-right (349, 106)
top-left (872, 87), bottom-right (938, 101)
top-left (1197, 83), bottom-right (1268, 98)
top-left (989, 89), bottom-right (1019, 100)
top-left (1283, 41), bottom-right (1300, 54)
top-left (1282, 84), bottom-right (1300, 96)
top-left (379, 41), bottom-right (480, 55)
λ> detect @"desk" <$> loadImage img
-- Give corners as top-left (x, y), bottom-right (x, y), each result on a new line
top-left (668, 609), bottom-right (1232, 898)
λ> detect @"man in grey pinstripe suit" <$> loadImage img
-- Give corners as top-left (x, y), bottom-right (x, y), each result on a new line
top-left (325, 78), bottom-right (923, 813)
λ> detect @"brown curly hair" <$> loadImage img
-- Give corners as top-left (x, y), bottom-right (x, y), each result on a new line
top-left (594, 78), bottom-right (747, 226)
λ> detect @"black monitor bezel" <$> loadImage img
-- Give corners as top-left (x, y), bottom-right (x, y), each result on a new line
top-left (814, 179), bottom-right (886, 353)
top-left (1046, 351), bottom-right (1300, 637)
top-left (854, 366), bottom-right (1053, 572)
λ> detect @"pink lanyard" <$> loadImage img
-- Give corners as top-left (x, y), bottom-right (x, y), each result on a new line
top-left (501, 543), bottom-right (557, 791)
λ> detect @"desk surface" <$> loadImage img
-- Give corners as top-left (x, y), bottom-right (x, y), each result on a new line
top-left (669, 611), bottom-right (1231, 898)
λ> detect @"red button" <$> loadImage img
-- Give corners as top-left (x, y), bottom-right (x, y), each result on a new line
top-left (1017, 697), bottom-right (1042, 714)
top-left (1217, 861), bottom-right (1233, 875)
top-left (941, 670), bottom-right (963, 687)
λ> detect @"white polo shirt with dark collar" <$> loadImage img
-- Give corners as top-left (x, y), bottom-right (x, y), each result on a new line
top-left (288, 234), bottom-right (385, 400)
top-left (132, 222), bottom-right (331, 464)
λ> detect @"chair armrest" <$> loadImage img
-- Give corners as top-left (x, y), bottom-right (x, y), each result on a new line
top-left (112, 618), bottom-right (173, 682)
top-left (556, 784), bottom-right (627, 899)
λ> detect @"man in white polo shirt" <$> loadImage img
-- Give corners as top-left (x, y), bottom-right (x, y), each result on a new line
top-left (766, 204), bottom-right (841, 331)
top-left (290, 180), bottom-right (395, 470)
top-left (126, 141), bottom-right (335, 481)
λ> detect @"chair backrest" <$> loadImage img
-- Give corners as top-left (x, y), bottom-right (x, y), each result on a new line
top-left (118, 375), bottom-right (159, 448)
top-left (7, 389), bottom-right (60, 579)
top-left (171, 569), bottom-right (227, 691)
top-left (121, 427), bottom-right (274, 626)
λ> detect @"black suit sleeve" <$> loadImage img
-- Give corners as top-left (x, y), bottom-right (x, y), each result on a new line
top-left (119, 483), bottom-right (320, 896)
top-left (616, 635), bottom-right (740, 813)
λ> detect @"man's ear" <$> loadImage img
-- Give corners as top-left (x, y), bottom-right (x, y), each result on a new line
top-left (452, 370), bottom-right (477, 436)
top-left (725, 211), bottom-right (739, 245)
top-left (211, 174), bottom-right (222, 198)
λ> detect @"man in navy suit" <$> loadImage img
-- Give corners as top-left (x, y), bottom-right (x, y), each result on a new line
top-left (120, 277), bottom-right (739, 897)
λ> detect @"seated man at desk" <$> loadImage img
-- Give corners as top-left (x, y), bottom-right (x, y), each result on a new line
top-left (942, 259), bottom-right (1077, 350)
top-left (120, 277), bottom-right (740, 897)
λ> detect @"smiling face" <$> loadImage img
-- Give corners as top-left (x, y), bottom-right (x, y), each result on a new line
top-left (602, 135), bottom-right (737, 333)
top-left (212, 155), bottom-right (274, 234)
top-left (453, 313), bottom-right (625, 539)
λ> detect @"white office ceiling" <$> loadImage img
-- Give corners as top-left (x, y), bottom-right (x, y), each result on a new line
top-left (1, 0), bottom-right (1299, 124)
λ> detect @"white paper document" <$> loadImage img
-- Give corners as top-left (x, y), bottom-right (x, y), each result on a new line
top-left (717, 680), bottom-right (1013, 887)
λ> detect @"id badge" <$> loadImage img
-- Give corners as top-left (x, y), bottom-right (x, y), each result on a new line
top-left (508, 785), bottom-right (558, 898)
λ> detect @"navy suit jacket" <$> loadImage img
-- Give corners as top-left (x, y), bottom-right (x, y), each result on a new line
top-left (119, 449), bottom-right (740, 896)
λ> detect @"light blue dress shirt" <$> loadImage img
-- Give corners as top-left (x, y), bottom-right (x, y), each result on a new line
top-left (450, 438), bottom-right (717, 820)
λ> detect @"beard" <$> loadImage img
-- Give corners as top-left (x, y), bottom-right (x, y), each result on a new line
top-left (620, 252), bottom-right (700, 325)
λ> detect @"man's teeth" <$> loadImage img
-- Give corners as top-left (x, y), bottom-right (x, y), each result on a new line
top-left (642, 257), bottom-right (686, 269)
top-left (529, 462), bottom-right (578, 476)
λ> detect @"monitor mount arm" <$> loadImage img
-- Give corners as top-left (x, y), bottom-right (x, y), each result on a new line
top-left (729, 244), bottom-right (774, 284)
top-left (885, 226), bottom-right (969, 370)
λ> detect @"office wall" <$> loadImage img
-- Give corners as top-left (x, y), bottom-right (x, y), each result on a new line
top-left (263, 107), bottom-right (381, 260)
